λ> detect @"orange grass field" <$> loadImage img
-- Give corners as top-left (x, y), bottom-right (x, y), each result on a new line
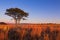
top-left (0, 23), bottom-right (60, 40)
top-left (0, 23), bottom-right (60, 31)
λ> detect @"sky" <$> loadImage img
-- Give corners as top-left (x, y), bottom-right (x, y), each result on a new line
top-left (0, 0), bottom-right (60, 23)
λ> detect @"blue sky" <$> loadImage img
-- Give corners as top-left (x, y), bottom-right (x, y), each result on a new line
top-left (0, 0), bottom-right (60, 23)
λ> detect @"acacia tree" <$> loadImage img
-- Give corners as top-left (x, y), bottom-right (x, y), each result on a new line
top-left (5, 8), bottom-right (29, 26)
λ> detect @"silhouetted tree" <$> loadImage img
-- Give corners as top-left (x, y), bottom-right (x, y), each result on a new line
top-left (5, 8), bottom-right (29, 26)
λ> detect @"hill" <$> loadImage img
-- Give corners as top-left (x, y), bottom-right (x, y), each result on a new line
top-left (0, 22), bottom-right (7, 25)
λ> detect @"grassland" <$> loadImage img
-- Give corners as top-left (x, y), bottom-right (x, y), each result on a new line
top-left (0, 23), bottom-right (60, 40)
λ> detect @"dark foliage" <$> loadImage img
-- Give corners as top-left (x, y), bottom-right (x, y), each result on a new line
top-left (8, 29), bottom-right (20, 40)
top-left (23, 28), bottom-right (32, 40)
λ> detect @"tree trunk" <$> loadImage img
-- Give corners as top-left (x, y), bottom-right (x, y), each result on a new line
top-left (14, 18), bottom-right (17, 27)
top-left (16, 19), bottom-right (17, 27)
top-left (17, 19), bottom-right (21, 26)
top-left (14, 18), bottom-right (21, 27)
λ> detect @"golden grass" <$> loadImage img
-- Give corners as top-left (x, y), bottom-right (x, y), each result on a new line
top-left (0, 24), bottom-right (60, 40)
